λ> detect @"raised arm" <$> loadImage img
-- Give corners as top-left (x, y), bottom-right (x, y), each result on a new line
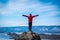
top-left (22, 14), bottom-right (28, 17)
top-left (33, 15), bottom-right (39, 18)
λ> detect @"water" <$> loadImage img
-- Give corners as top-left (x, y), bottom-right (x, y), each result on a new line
top-left (0, 26), bottom-right (60, 40)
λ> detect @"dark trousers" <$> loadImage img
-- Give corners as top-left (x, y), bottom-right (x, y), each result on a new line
top-left (28, 22), bottom-right (32, 31)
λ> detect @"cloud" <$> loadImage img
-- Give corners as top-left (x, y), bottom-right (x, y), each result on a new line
top-left (0, 20), bottom-right (28, 27)
top-left (0, 0), bottom-right (8, 8)
top-left (38, 0), bottom-right (60, 5)
top-left (1, 0), bottom-right (57, 15)
top-left (0, 0), bottom-right (60, 26)
top-left (0, 0), bottom-right (35, 15)
top-left (0, 0), bottom-right (8, 3)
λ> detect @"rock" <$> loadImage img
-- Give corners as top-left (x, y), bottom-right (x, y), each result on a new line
top-left (15, 31), bottom-right (41, 40)
top-left (7, 32), bottom-right (19, 39)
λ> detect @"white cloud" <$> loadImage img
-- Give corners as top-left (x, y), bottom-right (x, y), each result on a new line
top-left (0, 0), bottom-right (60, 26)
top-left (0, 20), bottom-right (28, 27)
top-left (1, 0), bottom-right (56, 15)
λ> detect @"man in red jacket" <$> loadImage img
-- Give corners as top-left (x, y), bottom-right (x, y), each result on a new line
top-left (22, 14), bottom-right (39, 31)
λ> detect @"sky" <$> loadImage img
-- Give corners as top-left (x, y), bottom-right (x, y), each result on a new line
top-left (0, 0), bottom-right (60, 27)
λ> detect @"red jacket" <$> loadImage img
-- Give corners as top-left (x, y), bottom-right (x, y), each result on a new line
top-left (27, 16), bottom-right (33, 22)
top-left (23, 14), bottom-right (38, 22)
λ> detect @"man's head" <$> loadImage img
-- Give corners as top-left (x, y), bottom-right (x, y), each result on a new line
top-left (30, 14), bottom-right (32, 16)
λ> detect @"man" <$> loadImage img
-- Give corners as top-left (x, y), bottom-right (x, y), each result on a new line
top-left (22, 14), bottom-right (39, 31)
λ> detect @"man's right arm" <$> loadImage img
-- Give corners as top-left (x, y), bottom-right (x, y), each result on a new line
top-left (22, 14), bottom-right (28, 17)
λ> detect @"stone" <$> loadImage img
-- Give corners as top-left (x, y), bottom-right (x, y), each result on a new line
top-left (15, 31), bottom-right (41, 40)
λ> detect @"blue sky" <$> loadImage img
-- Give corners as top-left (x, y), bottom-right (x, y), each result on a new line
top-left (0, 0), bottom-right (60, 27)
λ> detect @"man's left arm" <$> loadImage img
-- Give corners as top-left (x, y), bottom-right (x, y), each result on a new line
top-left (33, 15), bottom-right (39, 18)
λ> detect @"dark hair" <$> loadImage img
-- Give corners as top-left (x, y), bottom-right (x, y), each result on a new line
top-left (30, 14), bottom-right (32, 16)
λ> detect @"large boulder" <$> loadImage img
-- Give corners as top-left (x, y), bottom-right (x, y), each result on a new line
top-left (15, 31), bottom-right (41, 40)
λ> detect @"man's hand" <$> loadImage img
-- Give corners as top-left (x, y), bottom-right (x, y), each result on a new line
top-left (33, 15), bottom-right (39, 18)
top-left (22, 14), bottom-right (28, 17)
top-left (36, 15), bottom-right (39, 16)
